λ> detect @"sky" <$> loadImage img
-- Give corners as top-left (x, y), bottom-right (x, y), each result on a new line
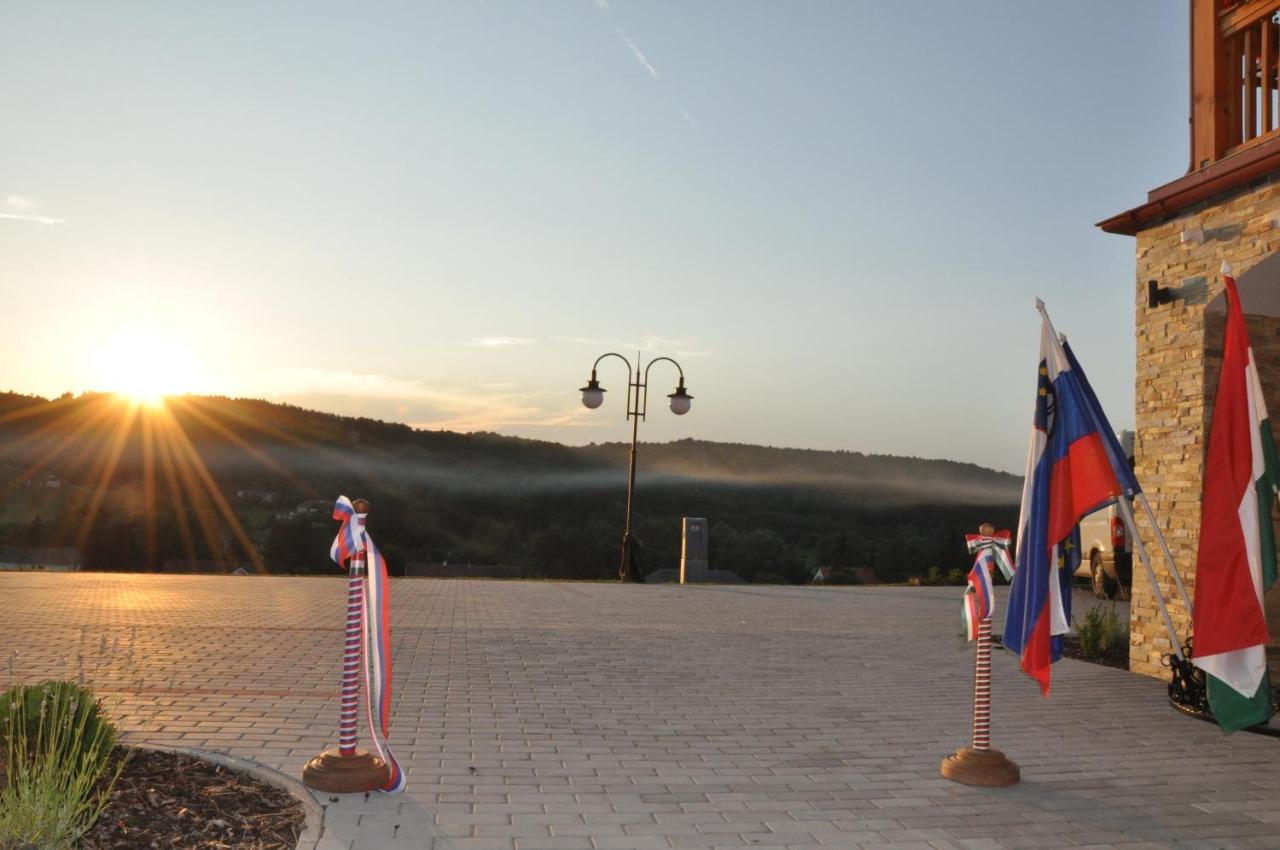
top-left (0, 2), bottom-right (1188, 473)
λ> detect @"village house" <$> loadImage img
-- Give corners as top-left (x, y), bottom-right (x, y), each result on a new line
top-left (0, 546), bottom-right (83, 572)
top-left (1099, 0), bottom-right (1280, 678)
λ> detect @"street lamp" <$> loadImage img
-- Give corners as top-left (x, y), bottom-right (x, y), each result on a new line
top-left (579, 352), bottom-right (692, 582)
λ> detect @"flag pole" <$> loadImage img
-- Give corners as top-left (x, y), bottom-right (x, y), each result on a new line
top-left (1135, 493), bottom-right (1194, 617)
top-left (1116, 497), bottom-right (1185, 660)
top-left (941, 523), bottom-right (1019, 787)
top-left (1036, 299), bottom-right (1190, 651)
top-left (303, 497), bottom-right (392, 794)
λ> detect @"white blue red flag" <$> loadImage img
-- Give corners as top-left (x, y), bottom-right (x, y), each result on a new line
top-left (1061, 340), bottom-right (1142, 499)
top-left (962, 557), bottom-right (995, 641)
top-left (1005, 305), bottom-right (1123, 696)
top-left (331, 496), bottom-right (406, 793)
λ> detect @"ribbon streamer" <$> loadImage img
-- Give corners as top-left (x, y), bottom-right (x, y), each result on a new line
top-left (332, 495), bottom-right (405, 793)
top-left (962, 558), bottom-right (995, 641)
top-left (965, 530), bottom-right (1014, 581)
top-left (961, 530), bottom-right (1009, 640)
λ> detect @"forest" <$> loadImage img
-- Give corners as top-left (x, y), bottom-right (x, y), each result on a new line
top-left (0, 392), bottom-right (1020, 582)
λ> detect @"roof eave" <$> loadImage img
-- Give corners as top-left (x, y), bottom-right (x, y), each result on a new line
top-left (1098, 135), bottom-right (1280, 236)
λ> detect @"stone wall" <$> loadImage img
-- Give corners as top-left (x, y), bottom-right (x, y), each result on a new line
top-left (1131, 175), bottom-right (1280, 679)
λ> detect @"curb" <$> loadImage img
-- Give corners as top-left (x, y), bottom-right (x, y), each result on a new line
top-left (134, 744), bottom-right (324, 850)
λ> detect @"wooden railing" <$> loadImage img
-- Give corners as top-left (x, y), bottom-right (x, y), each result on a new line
top-left (1222, 3), bottom-right (1280, 152)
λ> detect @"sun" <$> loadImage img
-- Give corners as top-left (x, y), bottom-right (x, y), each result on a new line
top-left (93, 327), bottom-right (204, 407)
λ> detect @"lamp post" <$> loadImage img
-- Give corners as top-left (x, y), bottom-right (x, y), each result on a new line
top-left (580, 353), bottom-right (692, 582)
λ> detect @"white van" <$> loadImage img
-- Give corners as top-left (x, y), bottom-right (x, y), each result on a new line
top-left (1074, 430), bottom-right (1135, 599)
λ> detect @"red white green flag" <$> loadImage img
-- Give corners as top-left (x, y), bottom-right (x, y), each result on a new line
top-left (1192, 263), bottom-right (1280, 732)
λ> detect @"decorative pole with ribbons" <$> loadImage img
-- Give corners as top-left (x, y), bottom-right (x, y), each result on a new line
top-left (303, 496), bottom-right (405, 794)
top-left (941, 522), bottom-right (1020, 787)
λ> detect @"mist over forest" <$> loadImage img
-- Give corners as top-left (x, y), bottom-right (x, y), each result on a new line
top-left (0, 392), bottom-right (1020, 582)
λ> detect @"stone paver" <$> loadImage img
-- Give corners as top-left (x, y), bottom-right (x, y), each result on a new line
top-left (0, 574), bottom-right (1258, 850)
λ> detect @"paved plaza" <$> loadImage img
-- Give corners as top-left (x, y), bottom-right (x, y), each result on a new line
top-left (3, 573), bottom-right (1277, 850)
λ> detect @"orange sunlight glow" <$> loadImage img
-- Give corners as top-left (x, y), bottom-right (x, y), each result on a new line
top-left (93, 327), bottom-right (204, 407)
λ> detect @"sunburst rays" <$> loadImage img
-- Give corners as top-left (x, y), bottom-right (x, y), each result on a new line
top-left (0, 392), bottom-right (332, 573)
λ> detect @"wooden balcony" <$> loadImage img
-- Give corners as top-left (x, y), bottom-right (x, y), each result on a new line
top-left (1192, 1), bottom-right (1280, 166)
top-left (1221, 2), bottom-right (1280, 154)
top-left (1099, 0), bottom-right (1280, 234)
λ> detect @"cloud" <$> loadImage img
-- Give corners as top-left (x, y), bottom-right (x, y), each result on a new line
top-left (0, 196), bottom-right (64, 226)
top-left (469, 336), bottom-right (535, 348)
top-left (553, 335), bottom-right (709, 358)
top-left (260, 366), bottom-right (592, 433)
top-left (552, 335), bottom-right (612, 346)
top-left (595, 0), bottom-right (610, 11)
top-left (618, 29), bottom-right (658, 79)
top-left (681, 110), bottom-right (697, 128)
top-left (0, 213), bottom-right (64, 226)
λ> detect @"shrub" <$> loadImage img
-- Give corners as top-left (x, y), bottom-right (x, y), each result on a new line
top-left (1075, 605), bottom-right (1127, 661)
top-left (1, 680), bottom-right (116, 764)
top-left (826, 568), bottom-right (861, 586)
top-left (0, 680), bottom-right (126, 849)
top-left (918, 566), bottom-right (966, 586)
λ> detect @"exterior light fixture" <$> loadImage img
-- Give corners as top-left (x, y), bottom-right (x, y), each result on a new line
top-left (667, 379), bottom-right (693, 415)
top-left (577, 352), bottom-right (693, 581)
top-left (579, 371), bottom-right (606, 409)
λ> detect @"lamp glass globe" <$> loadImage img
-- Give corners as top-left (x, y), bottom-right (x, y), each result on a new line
top-left (669, 395), bottom-right (691, 416)
top-left (582, 388), bottom-right (605, 409)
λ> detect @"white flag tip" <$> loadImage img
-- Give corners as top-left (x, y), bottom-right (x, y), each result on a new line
top-left (1221, 260), bottom-right (1233, 276)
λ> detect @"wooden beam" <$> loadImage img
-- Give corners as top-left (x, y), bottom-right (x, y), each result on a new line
top-left (1247, 26), bottom-right (1258, 140)
top-left (1263, 18), bottom-right (1273, 133)
top-left (1228, 30), bottom-right (1243, 148)
top-left (1194, 0), bottom-right (1231, 166)
top-left (1221, 0), bottom-right (1278, 39)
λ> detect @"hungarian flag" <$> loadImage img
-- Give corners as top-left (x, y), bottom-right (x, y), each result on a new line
top-left (1005, 307), bottom-right (1123, 696)
top-left (1192, 264), bottom-right (1280, 733)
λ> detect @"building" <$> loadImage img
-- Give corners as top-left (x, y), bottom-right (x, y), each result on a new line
top-left (1099, 0), bottom-right (1280, 678)
top-left (160, 559), bottom-right (241, 575)
top-left (0, 546), bottom-right (83, 571)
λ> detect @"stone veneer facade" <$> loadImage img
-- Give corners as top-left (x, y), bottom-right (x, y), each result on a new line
top-left (1131, 175), bottom-right (1280, 679)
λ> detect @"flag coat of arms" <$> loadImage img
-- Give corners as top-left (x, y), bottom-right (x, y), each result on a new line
top-left (963, 557), bottom-right (995, 641)
top-left (1192, 267), bottom-right (1280, 732)
top-left (1005, 309), bottom-right (1123, 695)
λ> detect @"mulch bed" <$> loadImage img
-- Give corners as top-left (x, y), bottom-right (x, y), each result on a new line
top-left (1059, 635), bottom-right (1129, 670)
top-left (81, 748), bottom-right (305, 850)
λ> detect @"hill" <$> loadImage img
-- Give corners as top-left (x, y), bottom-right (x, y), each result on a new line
top-left (0, 392), bottom-right (1020, 582)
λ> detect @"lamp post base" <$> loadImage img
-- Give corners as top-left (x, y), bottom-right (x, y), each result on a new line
top-left (940, 747), bottom-right (1020, 787)
top-left (302, 749), bottom-right (390, 793)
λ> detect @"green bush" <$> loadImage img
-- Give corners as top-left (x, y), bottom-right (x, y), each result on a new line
top-left (826, 568), bottom-right (861, 586)
top-left (0, 680), bottom-right (126, 850)
top-left (1, 681), bottom-right (116, 764)
top-left (1075, 605), bottom-right (1127, 660)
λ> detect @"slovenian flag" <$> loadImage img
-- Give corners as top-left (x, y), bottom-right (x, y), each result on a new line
top-left (1005, 307), bottom-right (1123, 695)
top-left (1192, 264), bottom-right (1280, 732)
top-left (963, 556), bottom-right (995, 641)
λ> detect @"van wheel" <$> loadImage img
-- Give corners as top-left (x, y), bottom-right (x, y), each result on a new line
top-left (1091, 551), bottom-right (1117, 600)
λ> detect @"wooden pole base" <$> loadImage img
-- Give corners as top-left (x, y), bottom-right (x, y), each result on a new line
top-left (302, 748), bottom-right (390, 793)
top-left (940, 746), bottom-right (1020, 787)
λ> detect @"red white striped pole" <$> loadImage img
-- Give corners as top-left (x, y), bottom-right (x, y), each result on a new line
top-left (940, 521), bottom-right (1018, 786)
top-left (338, 552), bottom-right (365, 756)
top-left (302, 497), bottom-right (391, 793)
top-left (972, 616), bottom-right (992, 751)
